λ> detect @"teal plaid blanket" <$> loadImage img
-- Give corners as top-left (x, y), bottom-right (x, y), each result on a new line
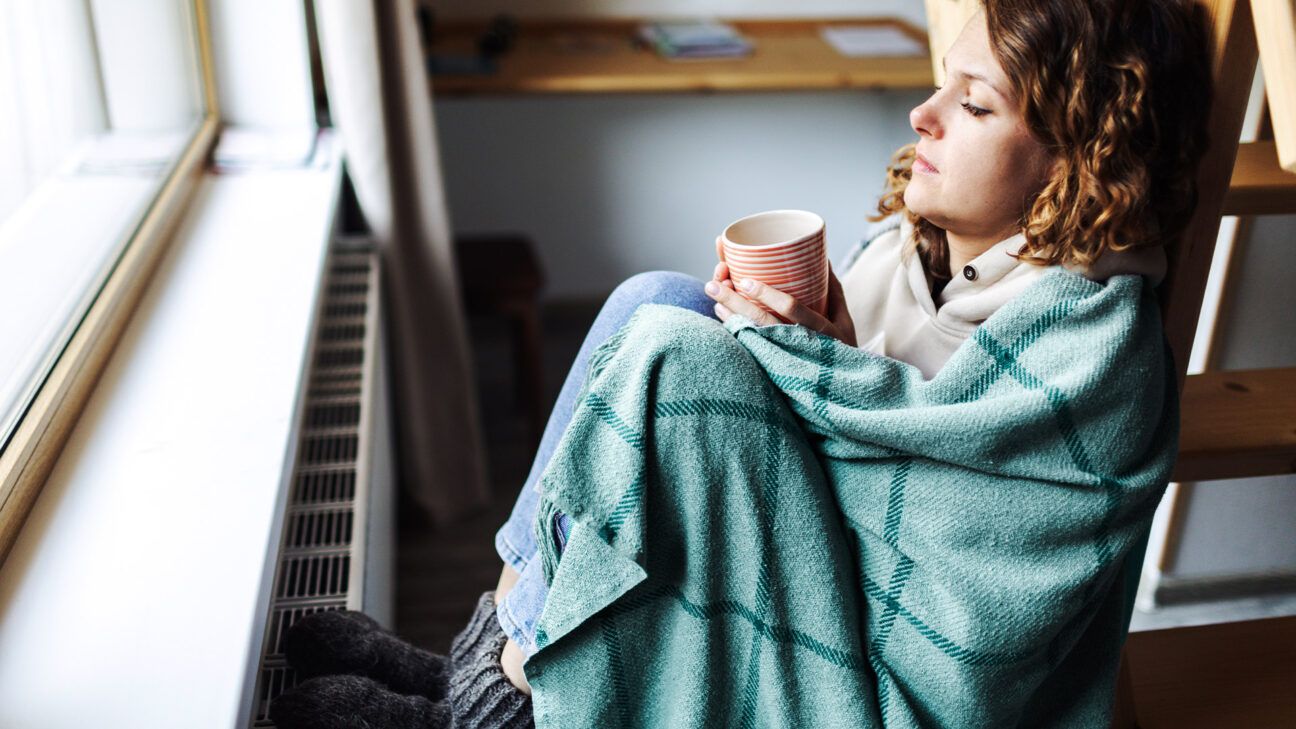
top-left (525, 269), bottom-right (1177, 728)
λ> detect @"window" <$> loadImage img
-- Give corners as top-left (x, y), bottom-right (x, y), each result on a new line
top-left (0, 0), bottom-right (218, 557)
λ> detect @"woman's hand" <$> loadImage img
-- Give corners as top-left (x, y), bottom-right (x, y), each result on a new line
top-left (705, 256), bottom-right (858, 347)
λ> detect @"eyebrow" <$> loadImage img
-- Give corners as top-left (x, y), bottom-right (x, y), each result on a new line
top-left (941, 57), bottom-right (1010, 101)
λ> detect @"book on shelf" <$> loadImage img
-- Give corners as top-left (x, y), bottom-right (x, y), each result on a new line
top-left (637, 20), bottom-right (754, 60)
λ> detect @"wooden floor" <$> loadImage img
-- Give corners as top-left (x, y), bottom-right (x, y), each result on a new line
top-left (395, 301), bottom-right (1296, 725)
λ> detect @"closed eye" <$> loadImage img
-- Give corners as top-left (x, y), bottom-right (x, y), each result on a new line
top-left (961, 101), bottom-right (990, 117)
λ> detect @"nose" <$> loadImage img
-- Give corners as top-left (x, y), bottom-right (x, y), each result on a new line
top-left (910, 95), bottom-right (941, 140)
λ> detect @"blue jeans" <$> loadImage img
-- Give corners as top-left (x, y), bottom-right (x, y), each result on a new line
top-left (494, 271), bottom-right (717, 657)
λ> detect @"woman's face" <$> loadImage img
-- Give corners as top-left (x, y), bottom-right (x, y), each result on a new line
top-left (903, 12), bottom-right (1055, 245)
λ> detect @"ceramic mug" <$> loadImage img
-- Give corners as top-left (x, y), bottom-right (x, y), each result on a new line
top-left (718, 209), bottom-right (828, 315)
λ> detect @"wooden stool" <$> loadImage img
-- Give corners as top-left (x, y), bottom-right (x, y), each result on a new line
top-left (454, 233), bottom-right (546, 448)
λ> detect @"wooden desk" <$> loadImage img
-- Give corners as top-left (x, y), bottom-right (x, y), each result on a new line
top-left (427, 19), bottom-right (933, 95)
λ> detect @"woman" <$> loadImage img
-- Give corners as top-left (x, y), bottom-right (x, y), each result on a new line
top-left (272, 1), bottom-right (1211, 727)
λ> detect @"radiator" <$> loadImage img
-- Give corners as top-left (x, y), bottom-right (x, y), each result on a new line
top-left (246, 242), bottom-right (395, 727)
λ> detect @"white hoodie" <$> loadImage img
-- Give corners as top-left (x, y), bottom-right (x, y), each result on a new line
top-left (838, 216), bottom-right (1166, 379)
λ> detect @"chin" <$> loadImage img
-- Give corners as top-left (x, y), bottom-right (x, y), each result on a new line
top-left (902, 186), bottom-right (935, 222)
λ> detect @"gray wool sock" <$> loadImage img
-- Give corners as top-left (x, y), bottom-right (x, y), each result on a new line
top-left (284, 609), bottom-right (450, 700)
top-left (448, 591), bottom-right (534, 729)
top-left (270, 674), bottom-right (451, 729)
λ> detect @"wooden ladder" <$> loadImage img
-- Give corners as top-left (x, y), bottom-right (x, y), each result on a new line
top-left (923, 0), bottom-right (1296, 725)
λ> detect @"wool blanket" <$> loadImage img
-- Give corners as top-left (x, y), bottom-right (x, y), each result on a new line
top-left (525, 269), bottom-right (1177, 728)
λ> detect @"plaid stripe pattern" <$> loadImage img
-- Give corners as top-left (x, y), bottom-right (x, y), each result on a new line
top-left (526, 269), bottom-right (1177, 728)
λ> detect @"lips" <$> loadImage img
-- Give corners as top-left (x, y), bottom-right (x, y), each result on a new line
top-left (914, 152), bottom-right (939, 174)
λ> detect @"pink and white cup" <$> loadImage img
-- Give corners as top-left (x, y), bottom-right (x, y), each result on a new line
top-left (718, 209), bottom-right (828, 315)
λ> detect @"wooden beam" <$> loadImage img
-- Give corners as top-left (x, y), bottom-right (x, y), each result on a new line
top-left (922, 0), bottom-right (981, 85)
top-left (1160, 0), bottom-right (1259, 391)
top-left (1173, 367), bottom-right (1296, 482)
top-left (1222, 140), bottom-right (1296, 214)
top-left (1250, 0), bottom-right (1296, 171)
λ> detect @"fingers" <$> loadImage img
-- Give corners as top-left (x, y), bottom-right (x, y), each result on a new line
top-left (736, 278), bottom-right (832, 332)
top-left (825, 267), bottom-right (846, 313)
top-left (823, 267), bottom-right (858, 346)
top-left (712, 260), bottom-right (731, 283)
top-left (706, 275), bottom-right (854, 345)
top-left (704, 278), bottom-right (779, 326)
top-left (715, 235), bottom-right (726, 263)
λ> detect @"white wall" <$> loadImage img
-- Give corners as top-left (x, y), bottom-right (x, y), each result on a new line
top-left (436, 91), bottom-right (927, 299)
top-left (1212, 215), bottom-right (1296, 371)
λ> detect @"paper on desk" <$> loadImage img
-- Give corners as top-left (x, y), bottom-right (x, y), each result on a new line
top-left (821, 26), bottom-right (926, 57)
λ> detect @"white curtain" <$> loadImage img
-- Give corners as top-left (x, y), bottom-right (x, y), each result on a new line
top-left (315, 0), bottom-right (489, 523)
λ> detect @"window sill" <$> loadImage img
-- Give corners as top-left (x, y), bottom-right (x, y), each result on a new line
top-left (0, 132), bottom-right (342, 728)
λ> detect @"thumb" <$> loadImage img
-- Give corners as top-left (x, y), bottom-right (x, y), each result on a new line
top-left (827, 269), bottom-right (851, 323)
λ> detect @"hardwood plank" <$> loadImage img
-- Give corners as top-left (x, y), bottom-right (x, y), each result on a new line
top-left (1174, 368), bottom-right (1296, 482)
top-left (427, 18), bottom-right (933, 95)
top-left (1250, 0), bottom-right (1296, 172)
top-left (1222, 140), bottom-right (1296, 215)
top-left (1125, 616), bottom-right (1296, 728)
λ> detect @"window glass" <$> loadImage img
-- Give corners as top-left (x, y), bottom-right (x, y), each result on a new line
top-left (0, 0), bottom-right (205, 448)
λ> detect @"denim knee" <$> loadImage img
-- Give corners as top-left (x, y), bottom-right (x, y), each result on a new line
top-left (606, 271), bottom-right (713, 318)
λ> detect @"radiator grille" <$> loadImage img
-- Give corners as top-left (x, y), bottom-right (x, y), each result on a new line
top-left (308, 369), bottom-right (362, 398)
top-left (321, 323), bottom-right (366, 342)
top-left (255, 666), bottom-right (298, 723)
top-left (249, 250), bottom-right (378, 727)
top-left (302, 432), bottom-right (358, 464)
top-left (324, 301), bottom-right (366, 318)
top-left (305, 400), bottom-right (361, 430)
top-left (316, 346), bottom-right (363, 368)
top-left (276, 552), bottom-right (351, 599)
top-left (266, 604), bottom-right (344, 662)
top-left (284, 507), bottom-right (354, 550)
top-left (292, 467), bottom-right (356, 506)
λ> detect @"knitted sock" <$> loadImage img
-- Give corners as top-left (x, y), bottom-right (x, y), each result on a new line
top-left (269, 674), bottom-right (451, 729)
top-left (448, 591), bottom-right (535, 729)
top-left (284, 609), bottom-right (450, 700)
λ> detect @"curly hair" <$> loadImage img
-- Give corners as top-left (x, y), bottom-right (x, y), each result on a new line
top-left (874, 0), bottom-right (1213, 281)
